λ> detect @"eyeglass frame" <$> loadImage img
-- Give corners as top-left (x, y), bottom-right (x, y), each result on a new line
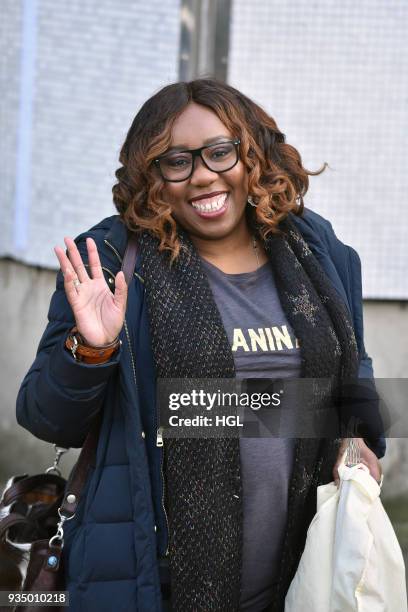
top-left (153, 138), bottom-right (241, 183)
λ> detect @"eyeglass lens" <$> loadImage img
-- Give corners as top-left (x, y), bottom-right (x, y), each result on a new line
top-left (158, 142), bottom-right (238, 181)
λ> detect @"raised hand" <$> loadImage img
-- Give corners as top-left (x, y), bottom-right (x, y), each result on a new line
top-left (54, 237), bottom-right (128, 347)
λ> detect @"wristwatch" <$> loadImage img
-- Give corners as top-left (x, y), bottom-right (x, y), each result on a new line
top-left (65, 326), bottom-right (121, 364)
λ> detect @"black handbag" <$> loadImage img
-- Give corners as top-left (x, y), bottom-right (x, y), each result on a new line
top-left (0, 232), bottom-right (138, 611)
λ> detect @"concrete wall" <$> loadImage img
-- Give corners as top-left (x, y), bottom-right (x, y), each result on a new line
top-left (0, 259), bottom-right (81, 483)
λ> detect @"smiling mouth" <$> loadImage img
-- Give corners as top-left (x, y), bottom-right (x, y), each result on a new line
top-left (189, 192), bottom-right (228, 213)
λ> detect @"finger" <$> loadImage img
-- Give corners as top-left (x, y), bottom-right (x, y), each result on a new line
top-left (334, 439), bottom-right (347, 468)
top-left (113, 271), bottom-right (128, 314)
top-left (64, 237), bottom-right (90, 283)
top-left (86, 237), bottom-right (103, 280)
top-left (338, 438), bottom-right (348, 455)
top-left (332, 465), bottom-right (340, 488)
top-left (54, 245), bottom-right (72, 274)
top-left (54, 246), bottom-right (81, 305)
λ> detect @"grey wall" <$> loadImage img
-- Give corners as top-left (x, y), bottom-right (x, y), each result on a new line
top-left (228, 0), bottom-right (408, 299)
top-left (1, 0), bottom-right (181, 267)
top-left (0, 259), bottom-right (81, 482)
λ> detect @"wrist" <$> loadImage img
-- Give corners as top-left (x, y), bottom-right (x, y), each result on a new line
top-left (76, 329), bottom-right (119, 349)
top-left (65, 326), bottom-right (121, 364)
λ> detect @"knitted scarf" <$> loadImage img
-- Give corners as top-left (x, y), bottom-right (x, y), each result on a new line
top-left (138, 212), bottom-right (359, 612)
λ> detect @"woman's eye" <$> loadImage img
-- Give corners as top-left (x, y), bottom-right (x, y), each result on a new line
top-left (165, 156), bottom-right (190, 168)
top-left (209, 146), bottom-right (232, 160)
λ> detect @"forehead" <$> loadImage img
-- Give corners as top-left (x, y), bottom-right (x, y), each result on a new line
top-left (170, 102), bottom-right (232, 148)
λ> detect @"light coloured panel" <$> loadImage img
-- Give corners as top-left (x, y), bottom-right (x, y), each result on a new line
top-left (1, 0), bottom-right (180, 268)
top-left (228, 0), bottom-right (407, 299)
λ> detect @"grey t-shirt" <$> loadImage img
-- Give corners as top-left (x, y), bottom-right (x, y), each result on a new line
top-left (201, 258), bottom-right (301, 612)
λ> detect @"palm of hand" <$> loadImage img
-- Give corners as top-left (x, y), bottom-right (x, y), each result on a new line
top-left (54, 236), bottom-right (128, 347)
top-left (70, 277), bottom-right (125, 346)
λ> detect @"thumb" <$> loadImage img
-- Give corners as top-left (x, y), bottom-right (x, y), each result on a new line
top-left (113, 270), bottom-right (128, 313)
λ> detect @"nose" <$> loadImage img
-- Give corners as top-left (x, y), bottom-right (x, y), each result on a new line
top-left (189, 155), bottom-right (218, 186)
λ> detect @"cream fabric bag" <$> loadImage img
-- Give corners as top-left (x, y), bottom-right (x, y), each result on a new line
top-left (285, 451), bottom-right (407, 612)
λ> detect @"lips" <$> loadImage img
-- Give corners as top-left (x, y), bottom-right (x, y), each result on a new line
top-left (189, 193), bottom-right (229, 218)
top-left (188, 190), bottom-right (228, 204)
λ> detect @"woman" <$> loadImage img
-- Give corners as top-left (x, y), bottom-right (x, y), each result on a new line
top-left (17, 79), bottom-right (384, 612)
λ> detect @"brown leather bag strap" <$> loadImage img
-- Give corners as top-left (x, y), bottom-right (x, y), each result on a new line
top-left (0, 513), bottom-right (29, 539)
top-left (59, 232), bottom-right (139, 518)
top-left (59, 411), bottom-right (102, 517)
top-left (1, 474), bottom-right (65, 506)
top-left (121, 231), bottom-right (139, 286)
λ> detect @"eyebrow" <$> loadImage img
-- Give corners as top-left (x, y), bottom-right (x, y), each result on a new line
top-left (165, 135), bottom-right (232, 154)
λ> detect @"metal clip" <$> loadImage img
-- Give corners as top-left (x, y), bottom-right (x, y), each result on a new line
top-left (70, 334), bottom-right (79, 360)
top-left (45, 445), bottom-right (69, 477)
top-left (48, 507), bottom-right (76, 549)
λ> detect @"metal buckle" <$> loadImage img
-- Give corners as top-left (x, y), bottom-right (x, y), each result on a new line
top-left (70, 334), bottom-right (79, 360)
top-left (45, 445), bottom-right (69, 477)
top-left (48, 507), bottom-right (76, 549)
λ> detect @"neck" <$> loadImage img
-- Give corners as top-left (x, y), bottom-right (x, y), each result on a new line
top-left (189, 221), bottom-right (268, 274)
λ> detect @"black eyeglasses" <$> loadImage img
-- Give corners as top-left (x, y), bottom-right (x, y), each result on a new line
top-left (154, 139), bottom-right (241, 182)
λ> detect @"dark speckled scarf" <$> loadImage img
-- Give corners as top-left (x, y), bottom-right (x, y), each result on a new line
top-left (138, 212), bottom-right (359, 612)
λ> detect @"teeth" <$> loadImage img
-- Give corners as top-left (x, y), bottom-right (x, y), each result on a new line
top-left (191, 193), bottom-right (228, 212)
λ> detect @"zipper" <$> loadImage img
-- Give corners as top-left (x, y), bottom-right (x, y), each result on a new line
top-left (104, 237), bottom-right (169, 556)
top-left (123, 318), bottom-right (137, 391)
top-left (124, 307), bottom-right (170, 555)
top-left (156, 426), bottom-right (164, 447)
top-left (156, 422), bottom-right (170, 556)
top-left (104, 239), bottom-right (123, 263)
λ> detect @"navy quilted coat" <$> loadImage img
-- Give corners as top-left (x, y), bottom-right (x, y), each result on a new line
top-left (16, 207), bottom-right (385, 611)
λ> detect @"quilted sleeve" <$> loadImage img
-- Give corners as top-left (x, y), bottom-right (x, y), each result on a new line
top-left (16, 238), bottom-right (122, 448)
top-left (316, 214), bottom-right (386, 458)
top-left (339, 243), bottom-right (386, 458)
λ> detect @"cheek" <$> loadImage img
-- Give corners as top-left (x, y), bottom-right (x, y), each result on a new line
top-left (162, 184), bottom-right (186, 206)
top-left (229, 163), bottom-right (249, 194)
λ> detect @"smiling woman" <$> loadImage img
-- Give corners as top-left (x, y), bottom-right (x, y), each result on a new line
top-left (160, 102), bottom-right (251, 258)
top-left (112, 79), bottom-right (325, 266)
top-left (16, 78), bottom-right (384, 612)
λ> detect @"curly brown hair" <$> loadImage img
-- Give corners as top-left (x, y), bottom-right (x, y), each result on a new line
top-left (112, 79), bottom-right (327, 262)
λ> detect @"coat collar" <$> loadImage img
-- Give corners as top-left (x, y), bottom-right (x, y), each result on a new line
top-left (103, 208), bottom-right (335, 263)
top-left (104, 215), bottom-right (129, 261)
top-left (102, 209), bottom-right (349, 310)
top-left (290, 209), bottom-right (350, 311)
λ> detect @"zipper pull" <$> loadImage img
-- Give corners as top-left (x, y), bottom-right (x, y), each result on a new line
top-left (156, 426), bottom-right (164, 447)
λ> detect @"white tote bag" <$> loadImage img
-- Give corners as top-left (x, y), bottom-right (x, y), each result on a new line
top-left (285, 451), bottom-right (407, 612)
